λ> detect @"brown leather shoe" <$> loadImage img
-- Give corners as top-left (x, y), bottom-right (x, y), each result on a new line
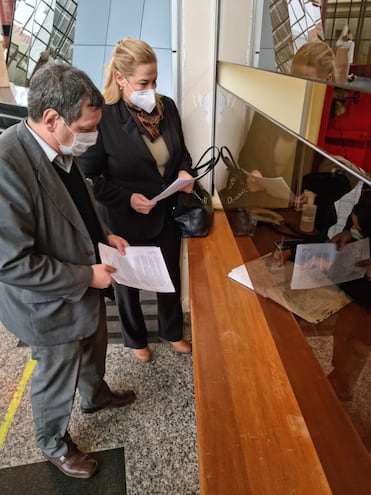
top-left (81, 389), bottom-right (136, 414)
top-left (43, 444), bottom-right (98, 479)
top-left (132, 346), bottom-right (152, 362)
top-left (170, 339), bottom-right (192, 353)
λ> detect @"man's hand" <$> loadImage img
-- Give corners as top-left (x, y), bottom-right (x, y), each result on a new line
top-left (330, 230), bottom-right (352, 251)
top-left (90, 264), bottom-right (116, 288)
top-left (107, 234), bottom-right (129, 255)
top-left (130, 193), bottom-right (157, 214)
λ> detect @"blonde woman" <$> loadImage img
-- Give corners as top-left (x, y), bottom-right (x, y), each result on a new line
top-left (291, 40), bottom-right (337, 82)
top-left (78, 38), bottom-right (194, 362)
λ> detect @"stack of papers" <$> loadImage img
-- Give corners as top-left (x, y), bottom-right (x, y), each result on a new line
top-left (291, 238), bottom-right (369, 289)
top-left (99, 243), bottom-right (175, 292)
top-left (228, 253), bottom-right (353, 324)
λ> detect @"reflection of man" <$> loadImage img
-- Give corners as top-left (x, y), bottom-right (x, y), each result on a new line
top-left (0, 63), bottom-right (135, 479)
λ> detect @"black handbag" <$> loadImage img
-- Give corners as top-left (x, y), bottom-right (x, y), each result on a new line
top-left (172, 146), bottom-right (220, 238)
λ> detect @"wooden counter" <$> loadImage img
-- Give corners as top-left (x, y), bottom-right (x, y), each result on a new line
top-left (188, 210), bottom-right (371, 494)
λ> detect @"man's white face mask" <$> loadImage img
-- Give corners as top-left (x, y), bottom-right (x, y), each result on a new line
top-left (57, 119), bottom-right (98, 156)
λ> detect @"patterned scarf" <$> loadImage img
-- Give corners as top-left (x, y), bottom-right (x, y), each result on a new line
top-left (126, 103), bottom-right (162, 142)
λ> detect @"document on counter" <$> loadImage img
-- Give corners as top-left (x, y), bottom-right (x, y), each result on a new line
top-left (228, 263), bottom-right (255, 290)
top-left (243, 171), bottom-right (295, 202)
top-left (98, 243), bottom-right (175, 292)
top-left (229, 253), bottom-right (352, 324)
top-left (290, 238), bottom-right (369, 290)
top-left (151, 177), bottom-right (195, 202)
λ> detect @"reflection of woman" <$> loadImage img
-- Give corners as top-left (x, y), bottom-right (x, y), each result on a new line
top-left (335, 25), bottom-right (355, 84)
top-left (291, 41), bottom-right (337, 82)
top-left (79, 38), bottom-right (194, 362)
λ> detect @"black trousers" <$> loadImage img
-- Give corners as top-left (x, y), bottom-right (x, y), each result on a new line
top-left (115, 218), bottom-right (183, 348)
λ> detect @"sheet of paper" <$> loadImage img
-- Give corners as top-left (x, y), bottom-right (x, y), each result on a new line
top-left (244, 172), bottom-right (295, 202)
top-left (228, 264), bottom-right (254, 290)
top-left (151, 177), bottom-right (195, 202)
top-left (290, 238), bottom-right (369, 290)
top-left (98, 243), bottom-right (175, 292)
top-left (244, 254), bottom-right (352, 324)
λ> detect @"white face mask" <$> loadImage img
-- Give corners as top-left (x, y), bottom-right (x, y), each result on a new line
top-left (56, 119), bottom-right (98, 156)
top-left (126, 79), bottom-right (156, 114)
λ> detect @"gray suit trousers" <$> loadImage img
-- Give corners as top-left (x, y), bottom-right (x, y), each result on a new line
top-left (30, 296), bottom-right (111, 457)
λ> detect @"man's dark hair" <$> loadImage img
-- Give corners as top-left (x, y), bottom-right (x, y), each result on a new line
top-left (28, 63), bottom-right (104, 124)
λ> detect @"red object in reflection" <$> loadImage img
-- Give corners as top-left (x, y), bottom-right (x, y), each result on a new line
top-left (317, 85), bottom-right (371, 172)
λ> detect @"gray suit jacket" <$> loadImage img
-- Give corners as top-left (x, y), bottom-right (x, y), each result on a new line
top-left (0, 121), bottom-right (107, 346)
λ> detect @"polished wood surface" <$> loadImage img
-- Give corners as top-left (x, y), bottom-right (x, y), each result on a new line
top-left (188, 210), bottom-right (371, 494)
top-left (188, 211), bottom-right (332, 495)
top-left (238, 234), bottom-right (371, 494)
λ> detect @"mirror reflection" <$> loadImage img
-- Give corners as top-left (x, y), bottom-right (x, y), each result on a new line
top-left (215, 94), bottom-right (367, 240)
top-left (4, 0), bottom-right (77, 92)
top-left (218, 0), bottom-right (371, 92)
top-left (215, 86), bottom-right (371, 447)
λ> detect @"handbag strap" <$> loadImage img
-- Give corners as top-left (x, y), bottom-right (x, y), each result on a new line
top-left (220, 145), bottom-right (242, 171)
top-left (193, 145), bottom-right (221, 180)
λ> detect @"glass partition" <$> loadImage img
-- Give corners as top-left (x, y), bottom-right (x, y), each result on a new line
top-left (214, 84), bottom-right (371, 450)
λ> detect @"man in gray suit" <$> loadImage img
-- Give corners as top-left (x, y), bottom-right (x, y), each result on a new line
top-left (0, 64), bottom-right (136, 479)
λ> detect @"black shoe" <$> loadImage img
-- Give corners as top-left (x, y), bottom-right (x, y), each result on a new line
top-left (81, 389), bottom-right (136, 414)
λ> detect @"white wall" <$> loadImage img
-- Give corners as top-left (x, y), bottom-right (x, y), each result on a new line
top-left (177, 0), bottom-right (217, 168)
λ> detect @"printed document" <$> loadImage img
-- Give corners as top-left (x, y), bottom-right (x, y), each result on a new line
top-left (243, 171), bottom-right (295, 202)
top-left (98, 243), bottom-right (175, 292)
top-left (151, 177), bottom-right (194, 202)
top-left (290, 238), bottom-right (369, 290)
top-left (231, 254), bottom-right (352, 324)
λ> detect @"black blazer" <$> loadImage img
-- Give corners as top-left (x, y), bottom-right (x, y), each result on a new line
top-left (78, 96), bottom-right (193, 243)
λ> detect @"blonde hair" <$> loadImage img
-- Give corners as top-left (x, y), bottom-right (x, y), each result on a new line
top-left (103, 38), bottom-right (163, 113)
top-left (291, 41), bottom-right (338, 82)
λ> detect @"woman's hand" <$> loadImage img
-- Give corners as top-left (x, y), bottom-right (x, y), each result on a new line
top-left (330, 230), bottom-right (352, 251)
top-left (178, 170), bottom-right (195, 193)
top-left (107, 234), bottom-right (129, 255)
top-left (246, 169), bottom-right (264, 192)
top-left (130, 193), bottom-right (157, 214)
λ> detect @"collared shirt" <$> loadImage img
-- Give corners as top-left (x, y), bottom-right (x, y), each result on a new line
top-left (25, 120), bottom-right (73, 173)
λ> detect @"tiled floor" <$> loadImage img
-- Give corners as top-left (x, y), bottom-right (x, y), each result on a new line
top-left (306, 335), bottom-right (371, 452)
top-left (0, 303), bottom-right (199, 495)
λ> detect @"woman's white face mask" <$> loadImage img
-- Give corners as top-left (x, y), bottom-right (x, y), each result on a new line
top-left (126, 79), bottom-right (156, 114)
top-left (56, 119), bottom-right (98, 156)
